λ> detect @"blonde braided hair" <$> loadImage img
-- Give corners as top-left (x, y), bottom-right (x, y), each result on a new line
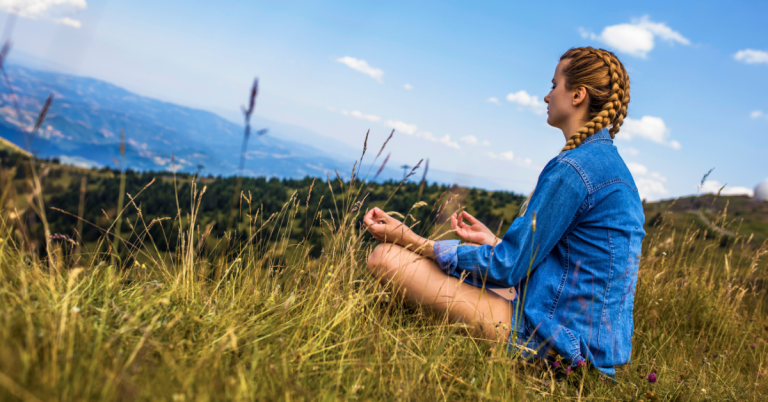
top-left (560, 47), bottom-right (630, 152)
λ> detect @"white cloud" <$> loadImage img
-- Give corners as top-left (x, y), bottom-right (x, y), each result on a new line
top-left (500, 150), bottom-right (514, 161)
top-left (403, 83), bottom-right (413, 90)
top-left (460, 135), bottom-right (478, 145)
top-left (620, 116), bottom-right (681, 149)
top-left (699, 180), bottom-right (754, 197)
top-left (58, 16), bottom-right (80, 28)
top-left (486, 150), bottom-right (533, 167)
top-left (734, 49), bottom-right (768, 65)
top-left (481, 140), bottom-right (490, 146)
top-left (621, 147), bottom-right (640, 156)
top-left (625, 162), bottom-right (669, 201)
top-left (626, 162), bottom-right (648, 176)
top-left (335, 56), bottom-right (384, 83)
top-left (340, 109), bottom-right (381, 122)
top-left (751, 110), bottom-right (768, 121)
top-left (506, 90), bottom-right (546, 114)
top-left (0, 0), bottom-right (87, 16)
top-left (636, 178), bottom-right (669, 201)
top-left (438, 134), bottom-right (460, 149)
top-left (580, 15), bottom-right (690, 58)
top-left (487, 97), bottom-right (500, 105)
top-left (517, 158), bottom-right (533, 167)
top-left (0, 0), bottom-right (86, 28)
top-left (385, 119), bottom-right (418, 135)
top-left (58, 154), bottom-right (101, 169)
top-left (384, 119), bottom-right (461, 149)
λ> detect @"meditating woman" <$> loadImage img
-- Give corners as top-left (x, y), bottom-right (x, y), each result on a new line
top-left (363, 47), bottom-right (645, 376)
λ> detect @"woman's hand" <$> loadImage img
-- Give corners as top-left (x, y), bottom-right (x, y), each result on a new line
top-left (451, 211), bottom-right (501, 247)
top-left (363, 207), bottom-right (417, 245)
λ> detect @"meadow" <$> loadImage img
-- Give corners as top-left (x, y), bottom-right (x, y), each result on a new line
top-left (1, 132), bottom-right (768, 401)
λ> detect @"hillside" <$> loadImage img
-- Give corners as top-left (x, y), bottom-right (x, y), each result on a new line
top-left (0, 64), bottom-right (503, 189)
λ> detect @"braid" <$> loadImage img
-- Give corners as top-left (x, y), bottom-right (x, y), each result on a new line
top-left (559, 47), bottom-right (630, 152)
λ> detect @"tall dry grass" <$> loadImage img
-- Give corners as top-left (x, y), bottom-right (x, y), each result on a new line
top-left (1, 147), bottom-right (768, 400)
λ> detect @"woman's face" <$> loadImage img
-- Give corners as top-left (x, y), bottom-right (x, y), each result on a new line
top-left (544, 59), bottom-right (575, 130)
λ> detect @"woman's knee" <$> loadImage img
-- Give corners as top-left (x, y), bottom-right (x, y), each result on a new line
top-left (367, 243), bottom-right (400, 277)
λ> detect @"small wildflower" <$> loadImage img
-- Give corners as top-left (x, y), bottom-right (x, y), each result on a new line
top-left (576, 359), bottom-right (585, 368)
top-left (751, 343), bottom-right (757, 349)
top-left (327, 272), bottom-right (332, 277)
top-left (662, 252), bottom-right (667, 256)
top-left (701, 389), bottom-right (707, 394)
top-left (235, 258), bottom-right (241, 262)
top-left (759, 372), bottom-right (765, 378)
top-left (71, 306), bottom-right (80, 313)
top-left (648, 373), bottom-right (657, 383)
top-left (565, 366), bottom-right (572, 376)
top-left (552, 361), bottom-right (560, 368)
top-left (141, 264), bottom-right (146, 269)
top-left (299, 270), bottom-right (305, 274)
top-left (134, 260), bottom-right (139, 266)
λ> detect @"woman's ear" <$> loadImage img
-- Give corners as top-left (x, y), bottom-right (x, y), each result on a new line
top-left (572, 87), bottom-right (588, 106)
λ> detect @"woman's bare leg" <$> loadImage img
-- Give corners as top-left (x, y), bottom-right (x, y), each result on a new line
top-left (367, 243), bottom-right (513, 342)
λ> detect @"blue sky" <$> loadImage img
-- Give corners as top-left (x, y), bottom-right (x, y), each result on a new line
top-left (2, 0), bottom-right (767, 200)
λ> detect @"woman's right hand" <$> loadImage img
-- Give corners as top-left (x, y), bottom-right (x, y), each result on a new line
top-left (450, 211), bottom-right (500, 246)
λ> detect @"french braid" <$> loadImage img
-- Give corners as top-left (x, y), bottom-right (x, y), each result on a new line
top-left (559, 47), bottom-right (630, 152)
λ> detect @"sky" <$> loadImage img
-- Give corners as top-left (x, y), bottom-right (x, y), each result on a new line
top-left (1, 0), bottom-right (767, 200)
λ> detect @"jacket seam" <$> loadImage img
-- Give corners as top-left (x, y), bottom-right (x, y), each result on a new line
top-left (548, 235), bottom-right (570, 319)
top-left (559, 157), bottom-right (593, 194)
top-left (598, 230), bottom-right (615, 348)
top-left (563, 327), bottom-right (583, 362)
top-left (592, 177), bottom-right (638, 193)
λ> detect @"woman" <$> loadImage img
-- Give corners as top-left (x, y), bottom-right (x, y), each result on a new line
top-left (363, 47), bottom-right (645, 376)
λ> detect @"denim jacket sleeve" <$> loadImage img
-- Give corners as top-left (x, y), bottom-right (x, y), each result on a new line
top-left (435, 159), bottom-right (589, 288)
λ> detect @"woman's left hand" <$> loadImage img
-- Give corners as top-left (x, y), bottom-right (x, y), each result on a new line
top-left (362, 207), bottom-right (416, 244)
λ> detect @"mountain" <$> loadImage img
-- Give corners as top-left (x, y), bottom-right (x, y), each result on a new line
top-left (0, 64), bottom-right (503, 189)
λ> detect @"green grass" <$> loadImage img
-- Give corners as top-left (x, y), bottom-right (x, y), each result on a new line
top-left (1, 158), bottom-right (768, 401)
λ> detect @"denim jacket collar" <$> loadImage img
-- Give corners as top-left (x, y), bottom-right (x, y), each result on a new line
top-left (580, 128), bottom-right (612, 146)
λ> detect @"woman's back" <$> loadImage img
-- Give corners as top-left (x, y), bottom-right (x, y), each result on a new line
top-left (517, 128), bottom-right (645, 376)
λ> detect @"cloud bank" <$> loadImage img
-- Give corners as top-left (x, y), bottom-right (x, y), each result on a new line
top-left (580, 15), bottom-right (689, 58)
top-left (336, 56), bottom-right (384, 83)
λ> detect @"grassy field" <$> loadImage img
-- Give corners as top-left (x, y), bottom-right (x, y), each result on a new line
top-left (1, 149), bottom-right (768, 401)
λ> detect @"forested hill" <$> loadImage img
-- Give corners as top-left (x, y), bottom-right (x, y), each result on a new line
top-left (1, 149), bottom-right (526, 259)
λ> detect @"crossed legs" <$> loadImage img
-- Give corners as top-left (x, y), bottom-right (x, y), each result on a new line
top-left (366, 243), bottom-right (515, 343)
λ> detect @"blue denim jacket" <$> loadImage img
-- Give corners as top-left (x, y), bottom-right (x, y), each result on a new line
top-left (433, 128), bottom-right (645, 376)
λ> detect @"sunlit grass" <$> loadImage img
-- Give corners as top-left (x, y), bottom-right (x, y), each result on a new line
top-left (1, 171), bottom-right (768, 401)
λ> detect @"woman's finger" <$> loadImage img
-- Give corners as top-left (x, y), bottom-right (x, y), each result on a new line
top-left (462, 211), bottom-right (479, 224)
top-left (362, 209), bottom-right (376, 227)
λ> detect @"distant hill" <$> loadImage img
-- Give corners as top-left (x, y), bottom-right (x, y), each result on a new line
top-left (0, 64), bottom-right (503, 189)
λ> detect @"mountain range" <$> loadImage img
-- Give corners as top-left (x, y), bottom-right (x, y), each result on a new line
top-left (0, 63), bottom-right (503, 189)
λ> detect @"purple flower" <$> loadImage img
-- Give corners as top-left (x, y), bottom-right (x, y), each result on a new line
top-left (751, 343), bottom-right (757, 349)
top-left (648, 373), bottom-right (657, 383)
top-left (565, 366), bottom-right (572, 376)
top-left (576, 359), bottom-right (585, 368)
top-left (553, 361), bottom-right (560, 368)
top-left (759, 372), bottom-right (765, 378)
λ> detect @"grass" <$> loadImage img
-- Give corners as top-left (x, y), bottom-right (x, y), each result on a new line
top-left (1, 160), bottom-right (768, 401)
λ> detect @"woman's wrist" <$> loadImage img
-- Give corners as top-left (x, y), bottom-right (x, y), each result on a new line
top-left (399, 231), bottom-right (436, 259)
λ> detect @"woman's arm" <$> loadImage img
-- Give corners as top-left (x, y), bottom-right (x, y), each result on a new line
top-left (439, 160), bottom-right (589, 288)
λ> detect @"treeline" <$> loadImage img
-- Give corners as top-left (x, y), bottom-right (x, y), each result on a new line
top-left (1, 149), bottom-right (527, 260)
